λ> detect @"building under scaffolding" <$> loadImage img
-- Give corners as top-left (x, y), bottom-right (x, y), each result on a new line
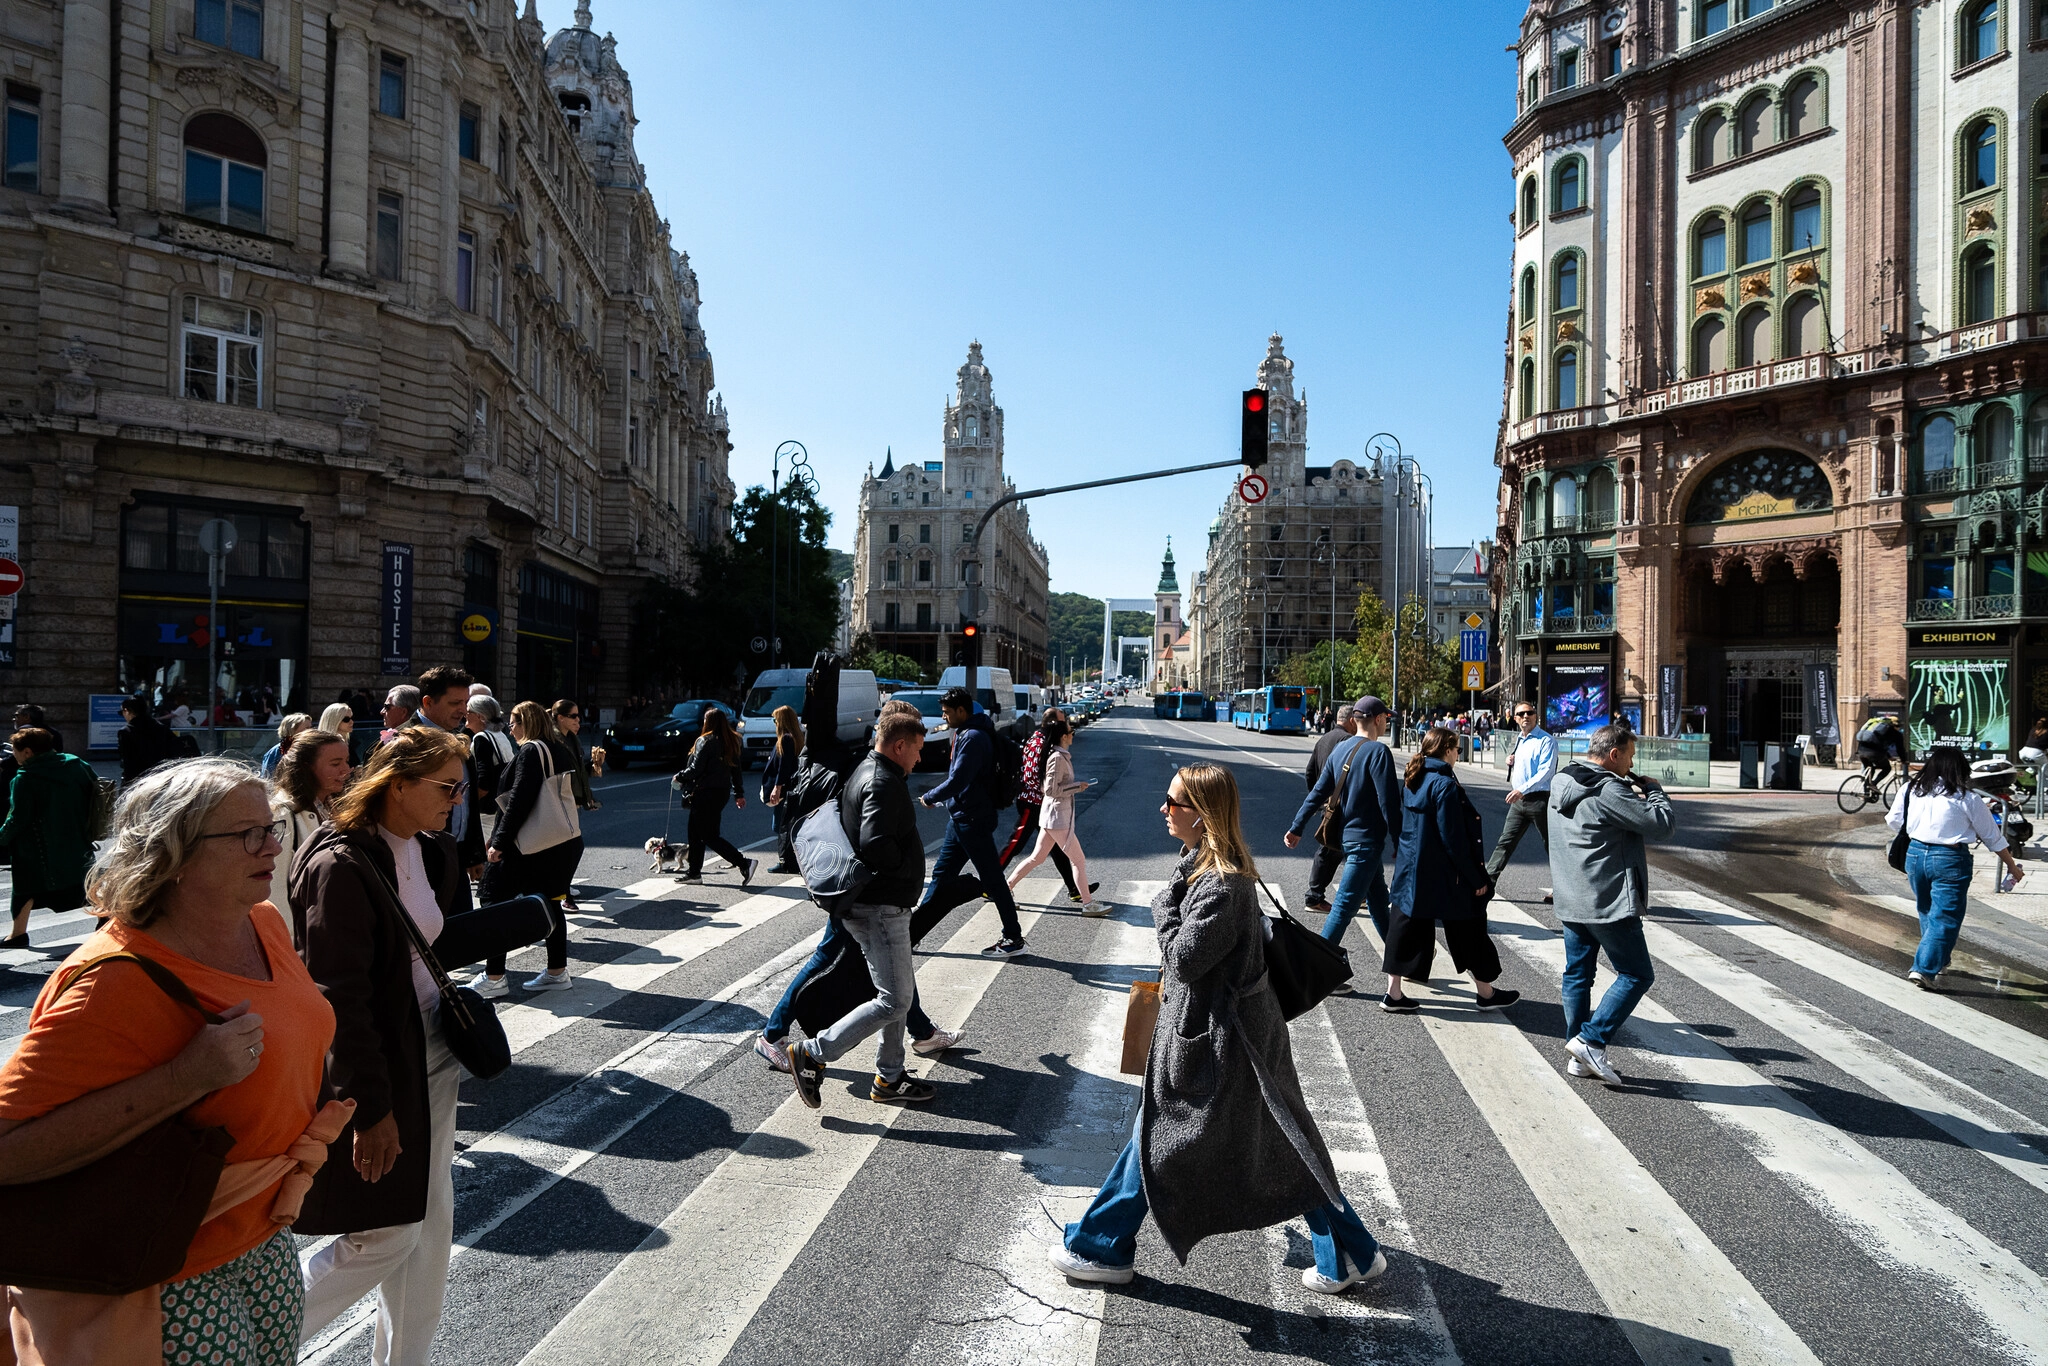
top-left (1194, 335), bottom-right (1430, 696)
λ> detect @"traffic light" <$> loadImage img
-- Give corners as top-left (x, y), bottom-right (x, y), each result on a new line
top-left (1241, 388), bottom-right (1269, 469)
top-left (960, 621), bottom-right (979, 641)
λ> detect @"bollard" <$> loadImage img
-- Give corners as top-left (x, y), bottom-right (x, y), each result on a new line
top-left (1739, 742), bottom-right (1760, 789)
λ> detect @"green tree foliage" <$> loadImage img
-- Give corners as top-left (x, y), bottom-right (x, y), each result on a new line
top-left (1277, 640), bottom-right (1356, 697)
top-left (1047, 592), bottom-right (1153, 677)
top-left (848, 632), bottom-right (929, 685)
top-left (1275, 588), bottom-right (1457, 712)
top-left (630, 481), bottom-right (841, 698)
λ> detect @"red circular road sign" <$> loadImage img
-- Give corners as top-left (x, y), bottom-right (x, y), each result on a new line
top-left (0, 558), bottom-right (20, 596)
top-left (1238, 473), bottom-right (1270, 505)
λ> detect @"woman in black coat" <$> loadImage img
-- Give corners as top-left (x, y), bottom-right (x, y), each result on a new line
top-left (676, 707), bottom-right (754, 885)
top-left (292, 726), bottom-right (476, 1361)
top-left (472, 700), bottom-right (583, 994)
top-left (1382, 726), bottom-right (1520, 1012)
top-left (760, 704), bottom-right (803, 874)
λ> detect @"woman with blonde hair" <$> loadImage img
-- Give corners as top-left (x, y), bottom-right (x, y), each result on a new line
top-left (0, 758), bottom-right (335, 1362)
top-left (266, 727), bottom-right (354, 936)
top-left (761, 704), bottom-right (804, 873)
top-left (469, 700), bottom-right (582, 995)
top-left (1049, 761), bottom-right (1386, 1294)
top-left (260, 712), bottom-right (313, 779)
top-left (318, 702), bottom-right (356, 742)
top-left (292, 727), bottom-right (475, 1363)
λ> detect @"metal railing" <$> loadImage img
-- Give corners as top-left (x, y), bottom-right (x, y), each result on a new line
top-left (1915, 466), bottom-right (1962, 494)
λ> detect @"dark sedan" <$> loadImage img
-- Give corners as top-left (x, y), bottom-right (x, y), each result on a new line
top-left (602, 699), bottom-right (735, 771)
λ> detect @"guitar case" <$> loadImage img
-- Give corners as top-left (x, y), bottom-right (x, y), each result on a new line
top-left (787, 871), bottom-right (985, 1036)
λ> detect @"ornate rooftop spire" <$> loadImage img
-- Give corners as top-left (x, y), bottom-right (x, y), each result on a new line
top-left (574, 0), bottom-right (593, 28)
top-left (1157, 536), bottom-right (1179, 594)
top-left (879, 446), bottom-right (895, 479)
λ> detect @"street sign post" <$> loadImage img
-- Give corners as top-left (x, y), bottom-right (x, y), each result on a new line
top-left (1463, 662), bottom-right (1485, 690)
top-left (1237, 473), bottom-right (1269, 505)
top-left (1464, 611), bottom-right (1484, 630)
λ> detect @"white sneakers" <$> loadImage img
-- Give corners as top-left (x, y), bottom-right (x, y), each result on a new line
top-left (1564, 1036), bottom-right (1622, 1085)
top-left (1046, 1243), bottom-right (1134, 1285)
top-left (912, 1028), bottom-right (967, 1057)
top-left (1301, 1247), bottom-right (1388, 1294)
top-left (525, 969), bottom-right (573, 991)
top-left (467, 973), bottom-right (510, 999)
top-left (1078, 901), bottom-right (1113, 918)
top-left (1566, 1057), bottom-right (1592, 1078)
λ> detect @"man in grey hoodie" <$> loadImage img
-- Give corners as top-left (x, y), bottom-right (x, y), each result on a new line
top-left (1547, 724), bottom-right (1674, 1085)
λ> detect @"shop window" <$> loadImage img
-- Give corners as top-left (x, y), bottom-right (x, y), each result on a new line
top-left (4, 83), bottom-right (39, 191)
top-left (183, 114), bottom-right (265, 232)
top-left (180, 296), bottom-right (262, 407)
top-left (196, 0), bottom-right (262, 57)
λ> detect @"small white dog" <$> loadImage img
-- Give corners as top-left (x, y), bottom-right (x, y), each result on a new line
top-left (643, 837), bottom-right (686, 874)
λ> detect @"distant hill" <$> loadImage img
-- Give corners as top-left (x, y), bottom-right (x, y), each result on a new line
top-left (1048, 592), bottom-right (1152, 676)
top-left (828, 549), bottom-right (855, 584)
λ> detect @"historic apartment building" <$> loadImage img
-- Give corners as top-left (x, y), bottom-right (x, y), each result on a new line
top-left (0, 0), bottom-right (732, 739)
top-left (1196, 335), bottom-right (1429, 695)
top-left (850, 343), bottom-right (1051, 681)
top-left (1498, 0), bottom-right (2048, 759)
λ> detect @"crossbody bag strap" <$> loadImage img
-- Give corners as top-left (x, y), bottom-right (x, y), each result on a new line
top-left (356, 849), bottom-right (465, 1011)
top-left (51, 952), bottom-right (227, 1027)
top-left (1256, 878), bottom-right (1307, 930)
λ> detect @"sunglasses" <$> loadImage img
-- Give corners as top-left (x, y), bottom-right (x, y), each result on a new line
top-left (421, 777), bottom-right (473, 801)
top-left (200, 820), bottom-right (287, 855)
top-left (1164, 793), bottom-right (1196, 811)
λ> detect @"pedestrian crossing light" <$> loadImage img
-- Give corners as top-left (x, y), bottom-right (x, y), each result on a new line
top-left (1241, 388), bottom-right (1269, 469)
top-left (961, 621), bottom-right (979, 640)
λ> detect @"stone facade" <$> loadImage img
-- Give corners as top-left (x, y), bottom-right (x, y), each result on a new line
top-left (1497, 0), bottom-right (2048, 759)
top-left (850, 344), bottom-right (1050, 681)
top-left (1195, 334), bottom-right (1428, 695)
top-left (0, 0), bottom-right (732, 739)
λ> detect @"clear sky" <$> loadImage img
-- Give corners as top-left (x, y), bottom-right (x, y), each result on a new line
top-left (547, 1), bottom-right (1520, 598)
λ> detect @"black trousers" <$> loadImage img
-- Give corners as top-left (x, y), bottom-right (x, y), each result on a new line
top-left (688, 800), bottom-right (748, 875)
top-left (1306, 839), bottom-right (1344, 904)
top-left (1484, 794), bottom-right (1550, 882)
top-left (1382, 911), bottom-right (1502, 983)
top-left (998, 801), bottom-right (1078, 896)
top-left (482, 836), bottom-right (580, 974)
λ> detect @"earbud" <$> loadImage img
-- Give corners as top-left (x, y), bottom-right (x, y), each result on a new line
top-left (1193, 817), bottom-right (1203, 829)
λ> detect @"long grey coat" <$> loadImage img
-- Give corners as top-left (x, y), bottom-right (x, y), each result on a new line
top-left (1142, 851), bottom-right (1344, 1262)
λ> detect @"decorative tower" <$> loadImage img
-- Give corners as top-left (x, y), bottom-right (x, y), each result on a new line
top-left (1256, 334), bottom-right (1309, 487)
top-left (943, 341), bottom-right (1003, 504)
top-left (1155, 537), bottom-right (1190, 690)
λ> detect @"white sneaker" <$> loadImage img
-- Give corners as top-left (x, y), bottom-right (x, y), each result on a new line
top-left (1302, 1248), bottom-right (1388, 1294)
top-left (467, 973), bottom-right (510, 1000)
top-left (1566, 1058), bottom-right (1592, 1079)
top-left (913, 1028), bottom-right (967, 1057)
top-left (524, 970), bottom-right (573, 991)
top-left (1907, 969), bottom-right (1936, 990)
top-left (1564, 1036), bottom-right (1622, 1085)
top-left (1046, 1243), bottom-right (1134, 1285)
top-left (1078, 901), bottom-right (1112, 918)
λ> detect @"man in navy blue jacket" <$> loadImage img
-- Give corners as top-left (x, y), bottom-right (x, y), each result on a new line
top-left (1285, 695), bottom-right (1404, 944)
top-left (917, 687), bottom-right (1028, 958)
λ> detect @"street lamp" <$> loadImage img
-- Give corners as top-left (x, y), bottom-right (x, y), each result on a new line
top-left (1368, 435), bottom-right (1435, 732)
top-left (769, 440), bottom-right (815, 669)
top-left (1314, 535), bottom-right (1339, 716)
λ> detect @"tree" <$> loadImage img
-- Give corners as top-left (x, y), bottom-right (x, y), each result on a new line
top-left (1277, 639), bottom-right (1356, 698)
top-left (848, 632), bottom-right (928, 685)
top-left (1342, 587), bottom-right (1457, 712)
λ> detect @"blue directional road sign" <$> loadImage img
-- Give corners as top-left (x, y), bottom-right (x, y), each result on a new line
top-left (1460, 629), bottom-right (1489, 664)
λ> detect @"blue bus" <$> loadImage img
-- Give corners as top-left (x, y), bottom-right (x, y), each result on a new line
top-left (1176, 691), bottom-right (1209, 720)
top-left (1153, 692), bottom-right (1180, 719)
top-left (1231, 685), bottom-right (1309, 733)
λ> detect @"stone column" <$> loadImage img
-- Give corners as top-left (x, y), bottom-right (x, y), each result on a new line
top-left (57, 0), bottom-right (111, 214)
top-left (328, 23), bottom-right (372, 277)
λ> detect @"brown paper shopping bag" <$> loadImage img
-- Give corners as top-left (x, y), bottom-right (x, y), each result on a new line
top-left (1120, 979), bottom-right (1161, 1075)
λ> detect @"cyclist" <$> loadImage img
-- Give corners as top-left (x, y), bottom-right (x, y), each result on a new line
top-left (1855, 714), bottom-right (1907, 786)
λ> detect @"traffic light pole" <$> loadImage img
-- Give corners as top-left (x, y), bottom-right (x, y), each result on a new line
top-left (957, 456), bottom-right (1246, 688)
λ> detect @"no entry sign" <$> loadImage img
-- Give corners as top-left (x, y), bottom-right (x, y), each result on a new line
top-left (1238, 473), bottom-right (1269, 505)
top-left (0, 558), bottom-right (21, 596)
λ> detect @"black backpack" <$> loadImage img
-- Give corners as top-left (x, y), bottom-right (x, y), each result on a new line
top-left (990, 731), bottom-right (1024, 810)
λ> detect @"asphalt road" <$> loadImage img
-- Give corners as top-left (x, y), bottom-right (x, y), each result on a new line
top-left (4, 707), bottom-right (2047, 1365)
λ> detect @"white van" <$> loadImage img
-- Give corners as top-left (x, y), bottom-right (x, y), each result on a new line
top-left (1013, 684), bottom-right (1046, 733)
top-left (937, 665), bottom-right (1016, 736)
top-left (740, 667), bottom-right (881, 768)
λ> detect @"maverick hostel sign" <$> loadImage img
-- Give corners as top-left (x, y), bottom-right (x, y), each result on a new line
top-left (382, 543), bottom-right (413, 675)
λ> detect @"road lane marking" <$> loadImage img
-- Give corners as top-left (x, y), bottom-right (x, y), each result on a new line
top-left (1354, 918), bottom-right (1822, 1365)
top-left (519, 899), bottom-right (1050, 1366)
top-left (1493, 902), bottom-right (2048, 1360)
top-left (1656, 889), bottom-right (2048, 1084)
top-left (1634, 915), bottom-right (2048, 1198)
top-left (903, 881), bottom-right (1165, 1366)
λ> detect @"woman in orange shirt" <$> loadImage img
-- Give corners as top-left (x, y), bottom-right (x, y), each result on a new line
top-left (0, 757), bottom-right (336, 1364)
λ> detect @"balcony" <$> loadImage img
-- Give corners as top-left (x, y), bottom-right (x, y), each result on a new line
top-left (1906, 593), bottom-right (2048, 621)
top-left (1915, 467), bottom-right (1963, 495)
top-left (1519, 611), bottom-right (1616, 636)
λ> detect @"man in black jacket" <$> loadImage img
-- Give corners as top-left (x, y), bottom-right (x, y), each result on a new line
top-left (1300, 704), bottom-right (1357, 914)
top-left (915, 687), bottom-right (1028, 959)
top-left (787, 710), bottom-right (940, 1108)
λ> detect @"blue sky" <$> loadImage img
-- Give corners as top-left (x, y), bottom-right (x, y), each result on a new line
top-left (549, 1), bottom-right (1519, 598)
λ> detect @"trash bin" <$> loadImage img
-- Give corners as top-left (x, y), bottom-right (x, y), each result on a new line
top-left (1739, 742), bottom-right (1761, 789)
top-left (1767, 741), bottom-right (1803, 791)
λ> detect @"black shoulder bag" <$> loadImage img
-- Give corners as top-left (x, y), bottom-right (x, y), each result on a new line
top-left (0, 954), bottom-right (237, 1294)
top-left (363, 859), bottom-right (512, 1080)
top-left (1887, 781), bottom-right (1913, 873)
top-left (1255, 881), bottom-right (1353, 1020)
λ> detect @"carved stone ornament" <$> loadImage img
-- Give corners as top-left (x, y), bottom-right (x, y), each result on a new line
top-left (1699, 534), bottom-right (1839, 584)
top-left (1695, 286), bottom-right (1727, 313)
top-left (337, 388), bottom-right (371, 453)
top-left (1966, 206), bottom-right (1996, 235)
top-left (1789, 260), bottom-right (1819, 286)
top-left (1557, 319), bottom-right (1580, 341)
top-left (1520, 333), bottom-right (1534, 353)
top-left (1741, 272), bottom-right (1772, 300)
top-left (53, 337), bottom-right (98, 417)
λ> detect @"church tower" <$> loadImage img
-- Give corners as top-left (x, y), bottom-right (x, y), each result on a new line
top-left (1256, 334), bottom-right (1309, 488)
top-left (1155, 537), bottom-right (1191, 690)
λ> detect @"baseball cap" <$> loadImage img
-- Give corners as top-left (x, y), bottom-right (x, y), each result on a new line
top-left (1353, 695), bottom-right (1390, 719)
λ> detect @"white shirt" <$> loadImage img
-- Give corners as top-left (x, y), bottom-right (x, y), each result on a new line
top-left (1886, 784), bottom-right (2008, 853)
top-left (1507, 727), bottom-right (1558, 796)
top-left (379, 827), bottom-right (446, 1010)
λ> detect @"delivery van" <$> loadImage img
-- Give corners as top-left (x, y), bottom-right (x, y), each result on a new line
top-left (740, 667), bottom-right (880, 767)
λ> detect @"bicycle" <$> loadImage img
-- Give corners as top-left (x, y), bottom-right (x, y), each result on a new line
top-left (1836, 767), bottom-right (1902, 814)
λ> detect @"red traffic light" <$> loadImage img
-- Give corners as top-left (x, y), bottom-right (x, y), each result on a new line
top-left (961, 621), bottom-right (979, 638)
top-left (1244, 392), bottom-right (1265, 414)
top-left (1241, 387), bottom-right (1270, 469)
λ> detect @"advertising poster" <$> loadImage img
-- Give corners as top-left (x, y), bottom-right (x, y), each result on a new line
top-left (1908, 658), bottom-right (2010, 754)
top-left (1658, 664), bottom-right (1681, 737)
top-left (1805, 664), bottom-right (1839, 743)
top-left (0, 504), bottom-right (16, 667)
top-left (87, 694), bottom-right (127, 750)
top-left (1544, 663), bottom-right (1611, 733)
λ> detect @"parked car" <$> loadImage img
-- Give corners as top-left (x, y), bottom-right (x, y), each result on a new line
top-left (602, 699), bottom-right (736, 771)
top-left (889, 689), bottom-right (954, 771)
top-left (739, 667), bottom-right (880, 768)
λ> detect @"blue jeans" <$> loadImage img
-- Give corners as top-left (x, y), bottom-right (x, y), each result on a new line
top-left (763, 915), bottom-right (934, 1043)
top-left (1560, 916), bottom-right (1654, 1049)
top-left (1905, 840), bottom-right (1974, 975)
top-left (1065, 1133), bottom-right (1381, 1280)
top-left (805, 903), bottom-right (916, 1081)
top-left (1320, 831), bottom-right (1390, 943)
top-left (920, 815), bottom-right (1024, 941)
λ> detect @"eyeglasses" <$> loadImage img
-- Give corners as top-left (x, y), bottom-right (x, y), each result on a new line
top-left (200, 820), bottom-right (287, 855)
top-left (1164, 793), bottom-right (1196, 811)
top-left (559, 712), bottom-right (581, 721)
top-left (421, 778), bottom-right (472, 801)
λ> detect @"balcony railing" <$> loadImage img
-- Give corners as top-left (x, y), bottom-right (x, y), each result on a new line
top-left (1915, 467), bottom-right (1962, 495)
top-left (1520, 611), bottom-right (1616, 636)
top-left (1909, 594), bottom-right (2037, 621)
top-left (1977, 459), bottom-right (2021, 487)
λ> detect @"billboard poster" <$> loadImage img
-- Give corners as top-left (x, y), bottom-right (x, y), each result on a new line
top-left (381, 543), bottom-right (414, 676)
top-left (1544, 663), bottom-right (1611, 733)
top-left (1908, 658), bottom-right (2010, 755)
top-left (87, 694), bottom-right (127, 750)
top-left (0, 504), bottom-right (16, 667)
top-left (1658, 664), bottom-right (1681, 737)
top-left (1805, 664), bottom-right (1839, 744)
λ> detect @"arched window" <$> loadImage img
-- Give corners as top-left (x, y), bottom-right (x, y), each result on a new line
top-left (1518, 358), bottom-right (1535, 420)
top-left (1585, 467), bottom-right (1617, 526)
top-left (2038, 235), bottom-right (2048, 310)
top-left (1554, 158), bottom-right (1583, 213)
top-left (1520, 265), bottom-right (1537, 323)
top-left (1524, 477), bottom-right (1542, 532)
top-left (1966, 118), bottom-right (1998, 191)
top-left (964, 415), bottom-right (978, 442)
top-left (1693, 315), bottom-right (1728, 374)
top-left (1521, 176), bottom-right (1537, 227)
top-left (1685, 448), bottom-right (1835, 524)
top-left (1554, 349), bottom-right (1579, 409)
top-left (1785, 293), bottom-right (1825, 355)
top-left (1920, 415), bottom-right (1958, 476)
top-left (1736, 306), bottom-right (1773, 366)
top-left (2027, 396), bottom-right (2048, 464)
top-left (1696, 215), bottom-right (1727, 276)
top-left (1783, 75), bottom-right (1821, 137)
top-left (1965, 0), bottom-right (2001, 65)
top-left (1736, 92), bottom-right (1772, 155)
top-left (1963, 242), bottom-right (1997, 322)
top-left (1555, 254), bottom-right (1580, 310)
top-left (1551, 476), bottom-right (1579, 522)
top-left (1786, 185), bottom-right (1822, 253)
top-left (1695, 110), bottom-right (1727, 171)
top-left (1738, 200), bottom-right (1774, 265)
top-left (182, 113), bottom-right (266, 232)
top-left (1980, 404), bottom-right (2015, 473)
